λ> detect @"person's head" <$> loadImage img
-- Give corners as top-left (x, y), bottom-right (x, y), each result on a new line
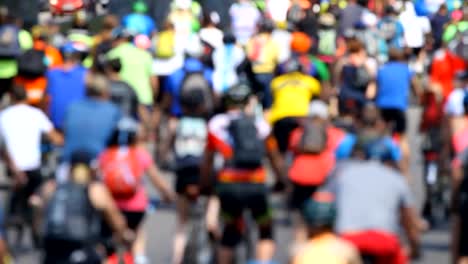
top-left (9, 85), bottom-right (27, 103)
top-left (85, 73), bottom-right (110, 99)
top-left (61, 42), bottom-right (85, 64)
top-left (318, 13), bottom-right (336, 28)
top-left (360, 103), bottom-right (387, 132)
top-left (307, 100), bottom-right (329, 122)
top-left (0, 6), bottom-right (9, 25)
top-left (347, 38), bottom-right (366, 62)
top-left (384, 5), bottom-right (398, 16)
top-left (104, 57), bottom-right (122, 76)
top-left (132, 0), bottom-right (148, 14)
top-left (70, 150), bottom-right (95, 185)
top-left (111, 27), bottom-right (133, 46)
top-left (290, 31), bottom-right (312, 54)
top-left (388, 47), bottom-right (405, 62)
top-left (223, 32), bottom-right (237, 45)
top-left (283, 57), bottom-right (304, 74)
top-left (32, 25), bottom-right (48, 42)
top-left (72, 10), bottom-right (88, 30)
top-left (202, 11), bottom-right (220, 28)
top-left (302, 192), bottom-right (337, 235)
top-left (257, 19), bottom-right (275, 34)
top-left (437, 4), bottom-right (448, 15)
top-left (108, 117), bottom-right (139, 147)
top-left (223, 82), bottom-right (252, 110)
top-left (100, 15), bottom-right (119, 39)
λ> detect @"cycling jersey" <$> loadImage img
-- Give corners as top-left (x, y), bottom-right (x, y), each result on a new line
top-left (206, 111), bottom-right (272, 184)
top-left (269, 72), bottom-right (321, 124)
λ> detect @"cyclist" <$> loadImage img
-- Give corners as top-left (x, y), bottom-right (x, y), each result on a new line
top-left (59, 74), bottom-right (121, 182)
top-left (45, 42), bottom-right (88, 131)
top-left (201, 83), bottom-right (285, 264)
top-left (287, 101), bottom-right (348, 247)
top-left (99, 117), bottom-right (175, 264)
top-left (323, 134), bottom-right (423, 263)
top-left (0, 85), bottom-right (63, 248)
top-left (292, 192), bottom-right (362, 264)
top-left (39, 150), bottom-right (134, 264)
top-left (246, 19), bottom-right (280, 110)
top-left (269, 57), bottom-right (321, 156)
top-left (122, 1), bottom-right (156, 37)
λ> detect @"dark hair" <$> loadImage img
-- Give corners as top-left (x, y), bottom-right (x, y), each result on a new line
top-left (10, 85), bottom-right (27, 102)
top-left (347, 39), bottom-right (365, 54)
top-left (105, 58), bottom-right (122, 73)
top-left (108, 128), bottom-right (138, 147)
top-left (388, 48), bottom-right (405, 62)
top-left (223, 32), bottom-right (236, 44)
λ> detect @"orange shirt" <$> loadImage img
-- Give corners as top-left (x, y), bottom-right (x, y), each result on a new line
top-left (15, 41), bottom-right (63, 105)
top-left (430, 50), bottom-right (465, 100)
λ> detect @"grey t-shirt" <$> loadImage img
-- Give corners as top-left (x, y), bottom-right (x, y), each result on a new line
top-left (324, 160), bottom-right (413, 235)
top-left (338, 3), bottom-right (364, 36)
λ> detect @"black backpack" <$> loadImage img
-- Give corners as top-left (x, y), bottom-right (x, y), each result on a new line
top-left (229, 115), bottom-right (264, 169)
top-left (18, 49), bottom-right (47, 78)
top-left (180, 69), bottom-right (214, 114)
top-left (44, 183), bottom-right (100, 244)
top-left (0, 25), bottom-right (20, 59)
top-left (297, 121), bottom-right (328, 154)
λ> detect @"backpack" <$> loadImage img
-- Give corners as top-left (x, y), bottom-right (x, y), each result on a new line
top-left (200, 40), bottom-right (215, 69)
top-left (0, 25), bottom-right (20, 59)
top-left (317, 29), bottom-right (337, 56)
top-left (451, 30), bottom-right (468, 61)
top-left (174, 117), bottom-right (207, 170)
top-left (180, 69), bottom-right (213, 113)
top-left (155, 30), bottom-right (176, 59)
top-left (17, 49), bottom-right (47, 78)
top-left (101, 148), bottom-right (140, 200)
top-left (229, 115), bottom-right (264, 169)
top-left (296, 121), bottom-right (328, 154)
top-left (44, 183), bottom-right (99, 244)
top-left (379, 20), bottom-right (398, 42)
top-left (352, 65), bottom-right (371, 91)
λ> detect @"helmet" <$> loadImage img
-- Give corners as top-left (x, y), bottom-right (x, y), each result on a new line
top-left (224, 83), bottom-right (252, 107)
top-left (133, 1), bottom-right (148, 13)
top-left (258, 19), bottom-right (276, 33)
top-left (302, 192), bottom-right (336, 228)
top-left (282, 57), bottom-right (303, 73)
top-left (290, 31), bottom-right (312, 53)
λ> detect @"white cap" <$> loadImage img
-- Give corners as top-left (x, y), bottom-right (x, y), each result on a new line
top-left (174, 0), bottom-right (192, 9)
top-left (308, 101), bottom-right (329, 119)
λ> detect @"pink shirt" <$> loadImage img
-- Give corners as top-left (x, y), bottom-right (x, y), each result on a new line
top-left (99, 147), bottom-right (152, 212)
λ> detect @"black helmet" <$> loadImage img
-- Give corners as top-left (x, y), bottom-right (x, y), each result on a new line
top-left (258, 19), bottom-right (275, 33)
top-left (302, 192), bottom-right (336, 228)
top-left (224, 82), bottom-right (252, 107)
top-left (283, 57), bottom-right (303, 73)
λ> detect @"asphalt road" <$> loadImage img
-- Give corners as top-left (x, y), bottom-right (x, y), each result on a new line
top-left (13, 106), bottom-right (451, 263)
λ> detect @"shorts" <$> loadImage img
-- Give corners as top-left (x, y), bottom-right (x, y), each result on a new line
top-left (272, 117), bottom-right (299, 154)
top-left (217, 183), bottom-right (271, 224)
top-left (175, 167), bottom-right (200, 195)
top-left (9, 170), bottom-right (43, 220)
top-left (43, 241), bottom-right (101, 264)
top-left (0, 78), bottom-right (13, 99)
top-left (290, 183), bottom-right (319, 210)
top-left (380, 108), bottom-right (406, 134)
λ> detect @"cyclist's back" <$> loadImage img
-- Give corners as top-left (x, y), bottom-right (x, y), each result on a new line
top-left (269, 71), bottom-right (320, 124)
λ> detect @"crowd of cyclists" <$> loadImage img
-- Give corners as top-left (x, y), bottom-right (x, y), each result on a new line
top-left (0, 0), bottom-right (466, 263)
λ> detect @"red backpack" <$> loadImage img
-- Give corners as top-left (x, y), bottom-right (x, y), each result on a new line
top-left (100, 147), bottom-right (141, 200)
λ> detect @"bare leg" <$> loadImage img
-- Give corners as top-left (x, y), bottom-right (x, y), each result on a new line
top-left (218, 246), bottom-right (234, 264)
top-left (172, 196), bottom-right (190, 264)
top-left (256, 239), bottom-right (275, 262)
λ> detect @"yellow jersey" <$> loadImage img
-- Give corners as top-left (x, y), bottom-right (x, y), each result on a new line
top-left (268, 72), bottom-right (321, 124)
top-left (246, 34), bottom-right (280, 74)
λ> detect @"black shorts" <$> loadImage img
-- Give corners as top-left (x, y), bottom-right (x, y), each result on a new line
top-left (272, 117), bottom-right (299, 154)
top-left (217, 184), bottom-right (271, 224)
top-left (290, 183), bottom-right (319, 210)
top-left (175, 167), bottom-right (200, 195)
top-left (9, 170), bottom-right (43, 219)
top-left (380, 108), bottom-right (406, 134)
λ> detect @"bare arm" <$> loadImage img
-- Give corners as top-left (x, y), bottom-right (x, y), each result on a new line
top-left (265, 136), bottom-right (287, 189)
top-left (400, 206), bottom-right (421, 258)
top-left (146, 163), bottom-right (175, 203)
top-left (46, 129), bottom-right (64, 146)
top-left (89, 183), bottom-right (131, 242)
